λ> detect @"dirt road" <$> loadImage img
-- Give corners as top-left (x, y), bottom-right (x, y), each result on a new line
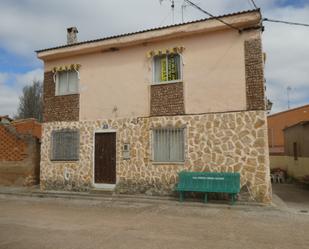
top-left (0, 195), bottom-right (308, 249)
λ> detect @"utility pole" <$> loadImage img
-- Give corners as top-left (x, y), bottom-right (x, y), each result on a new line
top-left (159, 0), bottom-right (175, 24)
top-left (171, 0), bottom-right (175, 24)
top-left (181, 1), bottom-right (189, 23)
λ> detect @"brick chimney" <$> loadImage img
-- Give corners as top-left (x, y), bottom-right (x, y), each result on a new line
top-left (67, 27), bottom-right (78, 45)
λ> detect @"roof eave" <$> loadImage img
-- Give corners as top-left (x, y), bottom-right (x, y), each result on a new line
top-left (283, 120), bottom-right (309, 130)
top-left (37, 9), bottom-right (261, 61)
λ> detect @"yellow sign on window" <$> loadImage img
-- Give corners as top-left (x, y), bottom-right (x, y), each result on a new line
top-left (161, 57), bottom-right (167, 82)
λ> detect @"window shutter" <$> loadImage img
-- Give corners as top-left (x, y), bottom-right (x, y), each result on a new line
top-left (68, 70), bottom-right (78, 93)
top-left (58, 71), bottom-right (68, 95)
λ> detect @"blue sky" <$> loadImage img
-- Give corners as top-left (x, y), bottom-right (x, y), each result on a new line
top-left (278, 0), bottom-right (308, 7)
top-left (0, 0), bottom-right (309, 116)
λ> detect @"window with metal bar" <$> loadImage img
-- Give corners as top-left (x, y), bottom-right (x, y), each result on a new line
top-left (51, 130), bottom-right (79, 161)
top-left (153, 128), bottom-right (184, 162)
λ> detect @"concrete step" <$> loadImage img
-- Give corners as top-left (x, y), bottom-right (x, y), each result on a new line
top-left (0, 187), bottom-right (269, 209)
top-left (89, 189), bottom-right (114, 195)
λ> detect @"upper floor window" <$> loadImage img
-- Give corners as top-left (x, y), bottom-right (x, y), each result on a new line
top-left (153, 53), bottom-right (181, 83)
top-left (56, 70), bottom-right (79, 95)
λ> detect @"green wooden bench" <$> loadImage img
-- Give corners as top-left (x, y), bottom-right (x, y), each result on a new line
top-left (175, 171), bottom-right (240, 205)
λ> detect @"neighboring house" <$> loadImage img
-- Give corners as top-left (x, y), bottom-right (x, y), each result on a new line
top-left (0, 115), bottom-right (12, 124)
top-left (281, 121), bottom-right (309, 179)
top-left (0, 117), bottom-right (41, 186)
top-left (36, 9), bottom-right (271, 202)
top-left (267, 104), bottom-right (309, 174)
top-left (268, 104), bottom-right (309, 155)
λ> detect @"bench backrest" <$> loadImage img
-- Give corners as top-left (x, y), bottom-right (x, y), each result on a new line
top-left (177, 171), bottom-right (240, 193)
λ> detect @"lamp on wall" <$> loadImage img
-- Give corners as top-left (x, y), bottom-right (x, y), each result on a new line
top-left (266, 99), bottom-right (273, 112)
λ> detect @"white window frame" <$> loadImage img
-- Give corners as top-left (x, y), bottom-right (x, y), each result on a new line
top-left (152, 53), bottom-right (183, 85)
top-left (152, 127), bottom-right (185, 164)
top-left (55, 70), bottom-right (79, 96)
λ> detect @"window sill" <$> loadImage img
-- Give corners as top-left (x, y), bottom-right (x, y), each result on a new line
top-left (51, 159), bottom-right (79, 162)
top-left (151, 80), bottom-right (183, 86)
top-left (55, 92), bottom-right (79, 96)
top-left (152, 161), bottom-right (185, 165)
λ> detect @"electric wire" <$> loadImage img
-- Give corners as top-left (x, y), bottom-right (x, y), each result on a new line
top-left (250, 0), bottom-right (258, 9)
top-left (184, 0), bottom-right (242, 32)
top-left (263, 18), bottom-right (309, 27)
top-left (246, 0), bottom-right (255, 9)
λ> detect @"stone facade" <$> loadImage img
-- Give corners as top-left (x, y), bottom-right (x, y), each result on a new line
top-left (40, 110), bottom-right (271, 203)
top-left (150, 82), bottom-right (185, 116)
top-left (43, 71), bottom-right (79, 122)
top-left (244, 38), bottom-right (265, 111)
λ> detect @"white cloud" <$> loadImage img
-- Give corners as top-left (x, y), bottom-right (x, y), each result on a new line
top-left (15, 68), bottom-right (43, 86)
top-left (0, 84), bottom-right (20, 117)
top-left (0, 0), bottom-right (274, 56)
top-left (263, 5), bottom-right (309, 113)
top-left (0, 0), bottom-right (308, 115)
top-left (0, 69), bottom-right (43, 117)
top-left (0, 73), bottom-right (9, 85)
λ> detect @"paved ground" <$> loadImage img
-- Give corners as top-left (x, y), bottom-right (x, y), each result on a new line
top-left (0, 190), bottom-right (308, 249)
top-left (272, 183), bottom-right (309, 213)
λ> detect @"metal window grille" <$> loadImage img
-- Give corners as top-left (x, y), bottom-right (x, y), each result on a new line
top-left (153, 128), bottom-right (184, 162)
top-left (51, 130), bottom-right (79, 161)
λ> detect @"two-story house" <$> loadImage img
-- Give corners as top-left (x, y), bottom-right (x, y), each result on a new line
top-left (36, 9), bottom-right (271, 203)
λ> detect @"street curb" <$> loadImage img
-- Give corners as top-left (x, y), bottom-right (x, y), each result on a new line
top-left (0, 187), bottom-right (272, 210)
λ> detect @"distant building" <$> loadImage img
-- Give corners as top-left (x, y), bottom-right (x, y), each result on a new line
top-left (283, 121), bottom-right (309, 178)
top-left (268, 104), bottom-right (309, 155)
top-left (0, 115), bottom-right (13, 124)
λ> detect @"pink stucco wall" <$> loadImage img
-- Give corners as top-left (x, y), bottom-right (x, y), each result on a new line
top-left (44, 17), bottom-right (261, 120)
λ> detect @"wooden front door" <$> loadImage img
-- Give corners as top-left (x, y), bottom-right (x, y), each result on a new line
top-left (94, 132), bottom-right (116, 184)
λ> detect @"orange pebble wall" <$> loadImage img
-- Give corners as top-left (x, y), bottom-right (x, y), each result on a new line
top-left (0, 126), bottom-right (27, 161)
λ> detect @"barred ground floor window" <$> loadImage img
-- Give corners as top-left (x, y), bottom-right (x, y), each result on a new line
top-left (51, 129), bottom-right (79, 161)
top-left (152, 128), bottom-right (185, 162)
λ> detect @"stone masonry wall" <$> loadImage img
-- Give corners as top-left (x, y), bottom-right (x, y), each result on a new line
top-left (244, 38), bottom-right (265, 111)
top-left (43, 71), bottom-right (79, 122)
top-left (40, 111), bottom-right (271, 203)
top-left (150, 82), bottom-right (185, 116)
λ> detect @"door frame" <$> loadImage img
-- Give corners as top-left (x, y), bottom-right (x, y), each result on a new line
top-left (92, 129), bottom-right (117, 189)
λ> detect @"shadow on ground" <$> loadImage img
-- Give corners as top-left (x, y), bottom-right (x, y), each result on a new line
top-left (272, 183), bottom-right (309, 214)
